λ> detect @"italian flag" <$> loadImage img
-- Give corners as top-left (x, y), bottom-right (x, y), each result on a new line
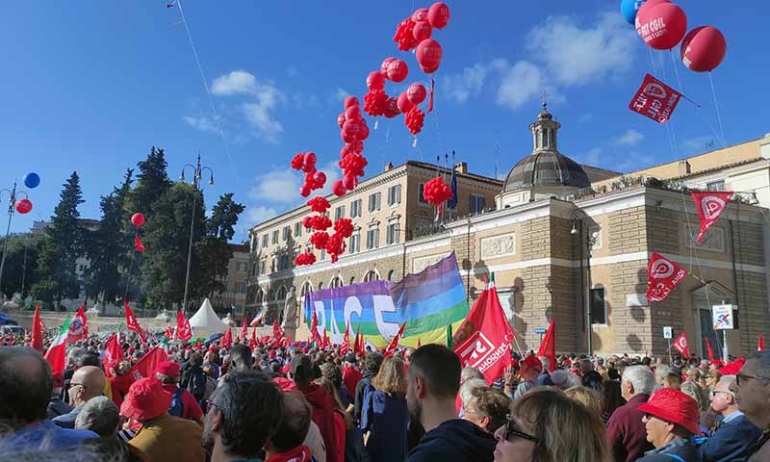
top-left (44, 316), bottom-right (72, 375)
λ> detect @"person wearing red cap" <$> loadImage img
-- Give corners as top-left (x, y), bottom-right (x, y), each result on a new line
top-left (636, 388), bottom-right (702, 461)
top-left (512, 356), bottom-right (542, 400)
top-left (155, 360), bottom-right (204, 424)
top-left (122, 377), bottom-right (205, 462)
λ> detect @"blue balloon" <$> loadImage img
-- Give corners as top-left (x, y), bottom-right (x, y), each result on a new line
top-left (620, 0), bottom-right (645, 25)
top-left (23, 172), bottom-right (40, 189)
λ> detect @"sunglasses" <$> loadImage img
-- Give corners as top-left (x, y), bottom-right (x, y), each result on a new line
top-left (504, 416), bottom-right (539, 443)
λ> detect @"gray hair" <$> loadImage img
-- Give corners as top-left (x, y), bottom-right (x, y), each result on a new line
top-left (459, 378), bottom-right (487, 405)
top-left (460, 367), bottom-right (484, 383)
top-left (538, 356), bottom-right (550, 371)
top-left (66, 347), bottom-right (85, 365)
top-left (716, 375), bottom-right (737, 390)
top-left (74, 397), bottom-right (119, 438)
top-left (622, 366), bottom-right (656, 395)
top-left (655, 365), bottom-right (671, 378)
top-left (551, 370), bottom-right (580, 389)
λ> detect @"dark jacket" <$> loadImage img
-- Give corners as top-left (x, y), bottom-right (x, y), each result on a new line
top-left (607, 393), bottom-right (654, 462)
top-left (364, 390), bottom-right (409, 462)
top-left (405, 419), bottom-right (496, 462)
top-left (300, 383), bottom-right (337, 461)
top-left (638, 438), bottom-right (701, 462)
top-left (700, 412), bottom-right (762, 462)
top-left (354, 373), bottom-right (375, 424)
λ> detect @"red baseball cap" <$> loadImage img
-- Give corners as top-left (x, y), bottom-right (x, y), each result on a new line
top-left (638, 388), bottom-right (700, 435)
top-left (273, 377), bottom-right (297, 392)
top-left (155, 360), bottom-right (181, 379)
top-left (120, 378), bottom-right (172, 422)
top-left (521, 355), bottom-right (543, 373)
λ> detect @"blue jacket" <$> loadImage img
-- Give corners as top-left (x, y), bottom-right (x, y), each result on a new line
top-left (363, 390), bottom-right (408, 462)
top-left (3, 420), bottom-right (97, 450)
top-left (699, 412), bottom-right (763, 462)
top-left (638, 438), bottom-right (701, 462)
top-left (406, 419), bottom-right (496, 462)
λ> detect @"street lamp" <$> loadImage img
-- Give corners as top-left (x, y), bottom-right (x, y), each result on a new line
top-left (572, 215), bottom-right (598, 355)
top-left (179, 154), bottom-right (214, 314)
top-left (0, 181), bottom-right (30, 300)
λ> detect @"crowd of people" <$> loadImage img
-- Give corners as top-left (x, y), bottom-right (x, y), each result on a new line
top-left (0, 329), bottom-right (769, 462)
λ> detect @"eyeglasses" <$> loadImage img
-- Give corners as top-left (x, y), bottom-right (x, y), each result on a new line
top-left (70, 383), bottom-right (87, 390)
top-left (736, 373), bottom-right (769, 386)
top-left (504, 416), bottom-right (539, 443)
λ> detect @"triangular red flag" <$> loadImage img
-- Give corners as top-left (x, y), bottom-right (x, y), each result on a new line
top-left (384, 323), bottom-right (406, 358)
top-left (103, 333), bottom-right (125, 375)
top-left (221, 326), bottom-right (232, 349)
top-left (691, 191), bottom-right (734, 244)
top-left (672, 332), bottom-right (691, 358)
top-left (536, 318), bottom-right (556, 372)
top-left (705, 337), bottom-right (716, 362)
top-left (646, 252), bottom-right (688, 303)
top-left (134, 234), bottom-right (145, 253)
top-left (428, 78), bottom-right (435, 113)
top-left (176, 310), bottom-right (193, 342)
top-left (452, 273), bottom-right (514, 384)
top-left (239, 316), bottom-right (248, 343)
top-left (124, 300), bottom-right (147, 342)
top-left (759, 334), bottom-right (765, 351)
top-left (129, 347), bottom-right (168, 380)
top-left (31, 304), bottom-right (45, 352)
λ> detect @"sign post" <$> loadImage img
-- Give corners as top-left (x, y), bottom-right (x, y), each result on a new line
top-left (713, 304), bottom-right (735, 363)
top-left (663, 326), bottom-right (673, 363)
top-left (534, 327), bottom-right (547, 347)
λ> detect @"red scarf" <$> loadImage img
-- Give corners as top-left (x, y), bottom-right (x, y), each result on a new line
top-left (265, 445), bottom-right (313, 462)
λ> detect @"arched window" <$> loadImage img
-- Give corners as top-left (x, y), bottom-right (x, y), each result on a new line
top-left (364, 270), bottom-right (380, 282)
top-left (330, 276), bottom-right (344, 288)
top-left (318, 281), bottom-right (324, 291)
top-left (349, 276), bottom-right (356, 285)
top-left (301, 280), bottom-right (313, 297)
top-left (387, 270), bottom-right (396, 282)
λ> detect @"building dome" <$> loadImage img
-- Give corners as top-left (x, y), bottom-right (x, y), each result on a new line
top-left (503, 151), bottom-right (591, 192)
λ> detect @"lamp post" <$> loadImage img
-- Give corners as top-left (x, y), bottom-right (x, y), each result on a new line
top-left (0, 181), bottom-right (29, 299)
top-left (571, 216), bottom-right (598, 355)
top-left (179, 154), bottom-right (214, 314)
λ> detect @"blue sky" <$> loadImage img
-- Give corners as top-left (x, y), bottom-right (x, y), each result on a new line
top-left (1, 1), bottom-right (768, 242)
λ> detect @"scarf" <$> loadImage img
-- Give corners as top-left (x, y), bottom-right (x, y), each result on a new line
top-left (265, 445), bottom-right (313, 462)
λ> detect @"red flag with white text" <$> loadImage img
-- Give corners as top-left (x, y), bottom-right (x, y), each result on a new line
top-left (691, 191), bottom-right (734, 244)
top-left (672, 332), bottom-right (691, 358)
top-left (69, 305), bottom-right (89, 341)
top-left (129, 347), bottom-right (168, 380)
top-left (384, 323), bottom-right (406, 358)
top-left (176, 310), bottom-right (193, 342)
top-left (647, 253), bottom-right (688, 303)
top-left (124, 301), bottom-right (147, 342)
top-left (628, 74), bottom-right (682, 124)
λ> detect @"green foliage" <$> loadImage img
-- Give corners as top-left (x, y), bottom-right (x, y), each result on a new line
top-left (0, 233), bottom-right (45, 299)
top-left (130, 146), bottom-right (170, 219)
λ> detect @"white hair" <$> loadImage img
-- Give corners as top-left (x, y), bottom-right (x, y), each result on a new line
top-left (538, 356), bottom-right (550, 371)
top-left (550, 370), bottom-right (580, 389)
top-left (459, 378), bottom-right (487, 404)
top-left (655, 365), bottom-right (671, 378)
top-left (622, 366), bottom-right (656, 395)
top-left (74, 396), bottom-right (119, 438)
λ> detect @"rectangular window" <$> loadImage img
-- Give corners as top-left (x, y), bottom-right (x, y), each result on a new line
top-left (237, 262), bottom-right (247, 273)
top-left (418, 184), bottom-right (428, 204)
top-left (707, 180), bottom-right (725, 191)
top-left (366, 227), bottom-right (380, 250)
top-left (590, 288), bottom-right (607, 325)
top-left (320, 249), bottom-right (326, 261)
top-left (271, 230), bottom-right (279, 245)
top-left (350, 199), bottom-right (362, 219)
top-left (350, 232), bottom-right (361, 253)
top-left (387, 185), bottom-right (402, 206)
top-left (261, 235), bottom-right (268, 248)
top-left (335, 205), bottom-right (346, 222)
top-left (470, 195), bottom-right (486, 214)
top-left (259, 260), bottom-right (265, 275)
top-left (368, 192), bottom-right (381, 213)
top-left (294, 222), bottom-right (302, 238)
top-left (282, 226), bottom-right (290, 241)
top-left (236, 282), bottom-right (247, 294)
top-left (387, 222), bottom-right (400, 245)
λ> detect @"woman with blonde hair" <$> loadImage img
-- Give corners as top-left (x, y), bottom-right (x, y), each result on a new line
top-left (362, 356), bottom-right (409, 462)
top-left (564, 386), bottom-right (602, 416)
top-left (493, 388), bottom-right (609, 462)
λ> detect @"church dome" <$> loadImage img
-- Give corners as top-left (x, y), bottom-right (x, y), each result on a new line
top-left (503, 151), bottom-right (591, 192)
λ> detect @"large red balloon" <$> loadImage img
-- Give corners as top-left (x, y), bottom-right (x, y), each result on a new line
top-left (415, 39), bottom-right (443, 73)
top-left (299, 185), bottom-right (311, 198)
top-left (332, 180), bottom-right (347, 197)
top-left (344, 96), bottom-right (360, 109)
top-left (342, 174), bottom-right (357, 191)
top-left (427, 2), bottom-right (450, 29)
top-left (131, 212), bottom-right (145, 227)
top-left (407, 83), bottom-right (427, 105)
top-left (381, 57), bottom-right (396, 77)
top-left (680, 26), bottom-right (727, 72)
top-left (15, 199), bottom-right (33, 215)
top-left (366, 71), bottom-right (385, 90)
top-left (387, 59), bottom-right (409, 83)
top-left (345, 105), bottom-right (362, 121)
top-left (413, 21), bottom-right (432, 42)
top-left (384, 97), bottom-right (401, 118)
top-left (397, 92), bottom-right (414, 113)
top-left (636, 2), bottom-right (687, 50)
top-left (412, 8), bottom-right (429, 22)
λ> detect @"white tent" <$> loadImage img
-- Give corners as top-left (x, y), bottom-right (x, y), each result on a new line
top-left (189, 298), bottom-right (228, 336)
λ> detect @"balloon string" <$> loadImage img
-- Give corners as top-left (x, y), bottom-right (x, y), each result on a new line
top-left (669, 50), bottom-right (723, 149)
top-left (708, 72), bottom-right (727, 147)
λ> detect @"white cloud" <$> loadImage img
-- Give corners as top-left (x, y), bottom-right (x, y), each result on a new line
top-left (681, 136), bottom-right (715, 154)
top-left (583, 148), bottom-right (602, 166)
top-left (442, 63), bottom-right (493, 103)
top-left (613, 129), bottom-right (644, 147)
top-left (330, 87), bottom-right (350, 105)
top-left (249, 168), bottom-right (301, 204)
top-left (212, 71), bottom-right (258, 96)
top-left (527, 12), bottom-right (635, 87)
top-left (496, 61), bottom-right (544, 111)
top-left (245, 206), bottom-right (279, 225)
top-left (183, 115), bottom-right (218, 134)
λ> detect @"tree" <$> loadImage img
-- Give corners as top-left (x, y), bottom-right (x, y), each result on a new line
top-left (0, 233), bottom-right (45, 301)
top-left (32, 172), bottom-right (84, 306)
top-left (199, 194), bottom-right (245, 298)
top-left (130, 146), bottom-right (170, 219)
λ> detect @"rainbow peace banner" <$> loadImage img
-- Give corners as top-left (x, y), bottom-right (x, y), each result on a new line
top-left (304, 253), bottom-right (469, 348)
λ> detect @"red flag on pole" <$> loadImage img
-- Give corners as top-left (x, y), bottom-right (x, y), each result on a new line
top-left (221, 327), bottom-right (232, 350)
top-left (384, 323), bottom-right (406, 358)
top-left (69, 305), bottom-right (89, 341)
top-left (310, 310), bottom-right (322, 346)
top-left (759, 334), bottom-right (765, 351)
top-left (536, 318), bottom-right (556, 372)
top-left (646, 252), bottom-right (688, 303)
top-left (341, 322), bottom-right (351, 355)
top-left (452, 273), bottom-right (514, 384)
top-left (175, 310), bottom-right (193, 342)
top-left (705, 337), bottom-right (716, 362)
top-left (31, 304), bottom-right (44, 352)
top-left (129, 347), bottom-right (168, 380)
top-left (428, 78), bottom-right (435, 113)
top-left (124, 300), bottom-right (147, 342)
top-left (249, 327), bottom-right (257, 350)
top-left (691, 191), bottom-right (734, 243)
top-left (628, 73), bottom-right (682, 124)
top-left (672, 332), bottom-right (691, 358)
top-left (134, 234), bottom-right (145, 253)
top-left (239, 316), bottom-right (248, 343)
top-left (103, 333), bottom-right (125, 375)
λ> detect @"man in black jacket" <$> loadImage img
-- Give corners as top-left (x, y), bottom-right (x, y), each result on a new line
top-left (353, 351), bottom-right (383, 425)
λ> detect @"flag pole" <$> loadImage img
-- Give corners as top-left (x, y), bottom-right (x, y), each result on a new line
top-left (124, 246), bottom-right (137, 302)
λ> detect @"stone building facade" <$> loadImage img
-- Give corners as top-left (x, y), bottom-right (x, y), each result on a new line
top-left (246, 106), bottom-right (770, 357)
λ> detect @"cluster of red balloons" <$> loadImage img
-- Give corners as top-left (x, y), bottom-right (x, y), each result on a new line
top-left (131, 212), bottom-right (145, 227)
top-left (633, 0), bottom-right (726, 72)
top-left (393, 3), bottom-right (449, 73)
top-left (290, 152), bottom-right (327, 198)
top-left (294, 250), bottom-right (317, 266)
top-left (305, 215), bottom-right (332, 232)
top-left (307, 196), bottom-right (331, 214)
top-left (14, 199), bottom-right (33, 215)
top-left (310, 231), bottom-right (330, 250)
top-left (336, 96), bottom-right (370, 198)
top-left (422, 176), bottom-right (454, 205)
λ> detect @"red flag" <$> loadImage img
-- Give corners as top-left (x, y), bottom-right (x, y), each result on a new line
top-left (31, 304), bottom-right (45, 352)
top-left (536, 318), bottom-right (556, 372)
top-left (672, 332), bottom-right (691, 358)
top-left (759, 334), bottom-right (765, 351)
top-left (428, 78), bottom-right (435, 113)
top-left (103, 333), bottom-right (125, 374)
top-left (69, 305), bottom-right (89, 341)
top-left (310, 310), bottom-right (322, 346)
top-left (341, 322), bottom-right (351, 356)
top-left (129, 347), bottom-right (168, 380)
top-left (417, 338), bottom-right (421, 349)
top-left (134, 234), bottom-right (145, 253)
top-left (646, 252), bottom-right (688, 303)
top-left (384, 323), bottom-right (406, 358)
top-left (272, 319), bottom-right (284, 342)
top-left (239, 316), bottom-right (248, 343)
top-left (194, 338), bottom-right (202, 350)
top-left (691, 191), bottom-right (734, 244)
top-left (249, 327), bottom-right (257, 350)
top-left (628, 73), bottom-right (682, 124)
top-left (175, 310), bottom-right (193, 342)
top-left (221, 327), bottom-right (232, 349)
top-left (705, 337), bottom-right (716, 362)
top-left (124, 300), bottom-right (147, 342)
top-left (356, 326), bottom-right (365, 355)
top-left (165, 326), bottom-right (173, 339)
top-left (452, 273), bottom-right (514, 384)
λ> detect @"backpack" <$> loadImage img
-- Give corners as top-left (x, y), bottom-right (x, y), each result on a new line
top-left (183, 367), bottom-right (207, 401)
top-left (168, 387), bottom-right (185, 417)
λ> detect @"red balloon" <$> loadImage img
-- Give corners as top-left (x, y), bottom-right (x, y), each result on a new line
top-left (299, 185), bottom-right (311, 197)
top-left (427, 2), bottom-right (450, 29)
top-left (407, 83), bottom-right (427, 105)
top-left (337, 112), bottom-right (346, 128)
top-left (387, 59), bottom-right (409, 83)
top-left (358, 123), bottom-right (370, 141)
top-left (412, 8), bottom-right (429, 22)
top-left (384, 97), bottom-right (401, 118)
top-left (381, 57), bottom-right (396, 77)
top-left (341, 129), bottom-right (357, 144)
top-left (397, 92), bottom-right (414, 113)
top-left (345, 105), bottom-right (361, 121)
top-left (15, 199), bottom-right (33, 215)
top-left (413, 21), bottom-right (433, 42)
top-left (636, 2), bottom-right (687, 50)
top-left (312, 171), bottom-right (327, 187)
top-left (415, 39), bottom-right (443, 73)
top-left (332, 180), bottom-right (347, 197)
top-left (303, 152), bottom-right (317, 173)
top-left (342, 174), bottom-right (357, 191)
top-left (680, 26), bottom-right (726, 72)
top-left (131, 212), bottom-right (145, 227)
top-left (366, 71), bottom-right (385, 91)
top-left (344, 96), bottom-right (360, 109)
